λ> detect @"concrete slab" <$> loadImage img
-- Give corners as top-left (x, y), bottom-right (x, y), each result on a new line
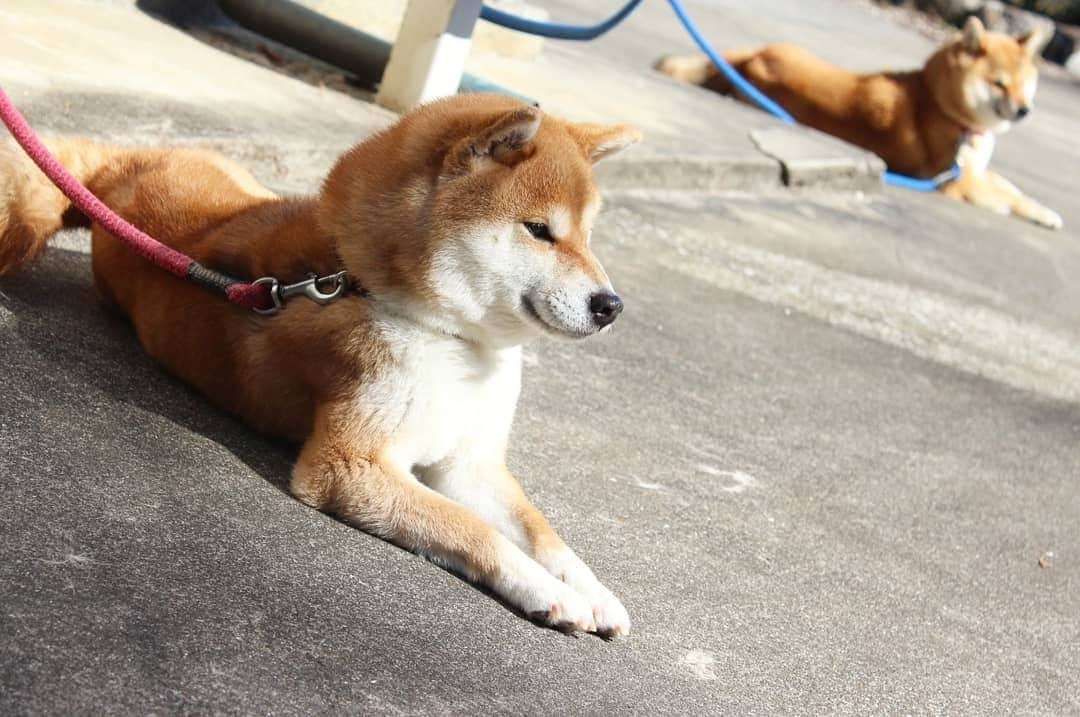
top-left (593, 152), bottom-right (781, 192)
top-left (751, 126), bottom-right (887, 190)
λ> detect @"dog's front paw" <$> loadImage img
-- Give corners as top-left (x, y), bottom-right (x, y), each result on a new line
top-left (1008, 194), bottom-right (1063, 230)
top-left (495, 542), bottom-right (596, 632)
top-left (526, 579), bottom-right (596, 633)
top-left (1031, 205), bottom-right (1064, 230)
top-left (542, 549), bottom-right (631, 637)
top-left (583, 583), bottom-right (631, 638)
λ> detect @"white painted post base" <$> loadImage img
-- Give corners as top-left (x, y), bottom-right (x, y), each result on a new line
top-left (376, 0), bottom-right (483, 112)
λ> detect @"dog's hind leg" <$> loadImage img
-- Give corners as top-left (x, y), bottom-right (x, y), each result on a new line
top-left (655, 48), bottom-right (765, 97)
top-left (0, 137), bottom-right (112, 274)
top-left (654, 53), bottom-right (715, 86)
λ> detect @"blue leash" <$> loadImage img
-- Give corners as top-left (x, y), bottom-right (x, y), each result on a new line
top-left (664, 0), bottom-right (797, 125)
top-left (479, 0), bottom-right (958, 191)
top-left (479, 0), bottom-right (645, 41)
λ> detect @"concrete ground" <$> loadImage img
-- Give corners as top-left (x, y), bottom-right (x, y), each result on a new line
top-left (2, 0), bottom-right (1079, 714)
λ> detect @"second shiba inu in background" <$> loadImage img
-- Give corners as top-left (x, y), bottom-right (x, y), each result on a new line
top-left (0, 94), bottom-right (641, 635)
top-left (656, 17), bottom-right (1062, 229)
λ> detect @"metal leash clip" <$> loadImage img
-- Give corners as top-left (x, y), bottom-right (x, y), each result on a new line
top-left (252, 270), bottom-right (349, 315)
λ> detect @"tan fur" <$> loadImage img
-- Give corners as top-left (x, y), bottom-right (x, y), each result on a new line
top-left (0, 94), bottom-right (641, 634)
top-left (656, 18), bottom-right (1062, 229)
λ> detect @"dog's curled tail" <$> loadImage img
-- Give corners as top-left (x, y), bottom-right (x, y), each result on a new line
top-left (0, 137), bottom-right (114, 275)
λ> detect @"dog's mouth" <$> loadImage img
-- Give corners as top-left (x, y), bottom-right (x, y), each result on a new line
top-left (521, 295), bottom-right (591, 340)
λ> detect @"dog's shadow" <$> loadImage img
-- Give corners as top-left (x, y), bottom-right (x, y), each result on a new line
top-left (1, 244), bottom-right (600, 638)
top-left (2, 245), bottom-right (295, 487)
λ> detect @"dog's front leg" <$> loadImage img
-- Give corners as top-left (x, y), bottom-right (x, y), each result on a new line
top-left (423, 458), bottom-right (631, 637)
top-left (943, 132), bottom-right (1062, 230)
top-left (986, 170), bottom-right (1063, 230)
top-left (288, 411), bottom-right (598, 632)
top-left (942, 168), bottom-right (1012, 216)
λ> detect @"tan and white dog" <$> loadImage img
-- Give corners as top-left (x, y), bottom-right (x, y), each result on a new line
top-left (0, 94), bottom-right (641, 635)
top-left (657, 17), bottom-right (1062, 229)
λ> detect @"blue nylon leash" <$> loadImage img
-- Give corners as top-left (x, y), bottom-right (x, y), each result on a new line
top-left (479, 0), bottom-right (645, 41)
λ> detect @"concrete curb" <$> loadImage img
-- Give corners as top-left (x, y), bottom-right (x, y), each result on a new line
top-left (750, 126), bottom-right (887, 192)
top-left (596, 152), bottom-right (782, 192)
top-left (596, 127), bottom-right (887, 194)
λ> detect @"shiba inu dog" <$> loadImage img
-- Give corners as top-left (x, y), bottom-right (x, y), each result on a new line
top-left (0, 94), bottom-right (641, 635)
top-left (656, 17), bottom-right (1062, 229)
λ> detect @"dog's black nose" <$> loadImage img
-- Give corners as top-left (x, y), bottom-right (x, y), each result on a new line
top-left (589, 291), bottom-right (624, 328)
top-left (1015, 105), bottom-right (1030, 120)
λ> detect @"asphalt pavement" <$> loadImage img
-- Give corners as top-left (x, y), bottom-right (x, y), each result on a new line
top-left (1, 1), bottom-right (1078, 714)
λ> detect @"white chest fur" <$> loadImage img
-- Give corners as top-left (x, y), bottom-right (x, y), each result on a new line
top-left (372, 321), bottom-right (523, 473)
top-left (957, 131), bottom-right (996, 174)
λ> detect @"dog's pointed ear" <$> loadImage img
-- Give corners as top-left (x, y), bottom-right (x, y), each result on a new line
top-left (1017, 27), bottom-right (1043, 57)
top-left (446, 106), bottom-right (541, 174)
top-left (571, 123), bottom-right (642, 163)
top-left (962, 15), bottom-right (985, 54)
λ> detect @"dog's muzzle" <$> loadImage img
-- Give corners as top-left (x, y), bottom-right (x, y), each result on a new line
top-left (996, 97), bottom-right (1030, 122)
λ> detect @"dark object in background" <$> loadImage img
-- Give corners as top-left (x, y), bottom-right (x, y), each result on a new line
top-left (1012, 0), bottom-right (1080, 25)
top-left (881, 0), bottom-right (1080, 69)
top-left (1043, 21), bottom-right (1080, 64)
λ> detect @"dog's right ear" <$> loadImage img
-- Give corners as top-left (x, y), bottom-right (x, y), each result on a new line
top-left (1017, 27), bottom-right (1043, 57)
top-left (445, 107), bottom-right (541, 175)
top-left (962, 15), bottom-right (985, 54)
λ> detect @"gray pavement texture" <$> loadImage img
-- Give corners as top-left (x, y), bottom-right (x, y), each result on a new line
top-left (2, 0), bottom-right (1080, 714)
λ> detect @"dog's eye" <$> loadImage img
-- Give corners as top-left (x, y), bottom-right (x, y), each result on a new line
top-left (524, 222), bottom-right (554, 243)
top-left (993, 79), bottom-right (1008, 90)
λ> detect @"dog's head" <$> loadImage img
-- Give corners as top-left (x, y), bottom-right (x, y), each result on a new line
top-left (933, 16), bottom-right (1041, 134)
top-left (322, 95), bottom-right (640, 347)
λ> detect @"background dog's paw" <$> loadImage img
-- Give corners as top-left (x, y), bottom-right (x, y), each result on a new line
top-left (1033, 206), bottom-right (1064, 230)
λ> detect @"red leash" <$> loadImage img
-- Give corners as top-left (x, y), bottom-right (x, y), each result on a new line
top-left (0, 85), bottom-right (273, 311)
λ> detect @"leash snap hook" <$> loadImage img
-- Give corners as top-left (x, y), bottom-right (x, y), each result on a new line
top-left (252, 271), bottom-right (348, 315)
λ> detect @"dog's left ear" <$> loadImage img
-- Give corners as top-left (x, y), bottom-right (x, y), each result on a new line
top-left (446, 106), bottom-right (541, 174)
top-left (1017, 27), bottom-right (1043, 57)
top-left (571, 123), bottom-right (643, 163)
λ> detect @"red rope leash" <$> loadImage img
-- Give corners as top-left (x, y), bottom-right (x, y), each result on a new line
top-left (0, 84), bottom-right (272, 311)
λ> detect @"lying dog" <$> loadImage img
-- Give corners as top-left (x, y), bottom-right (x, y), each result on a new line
top-left (656, 17), bottom-right (1062, 229)
top-left (0, 94), bottom-right (640, 635)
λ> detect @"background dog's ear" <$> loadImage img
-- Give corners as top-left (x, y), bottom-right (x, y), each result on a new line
top-left (962, 15), bottom-right (985, 54)
top-left (571, 123), bottom-right (643, 163)
top-left (446, 107), bottom-right (541, 174)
